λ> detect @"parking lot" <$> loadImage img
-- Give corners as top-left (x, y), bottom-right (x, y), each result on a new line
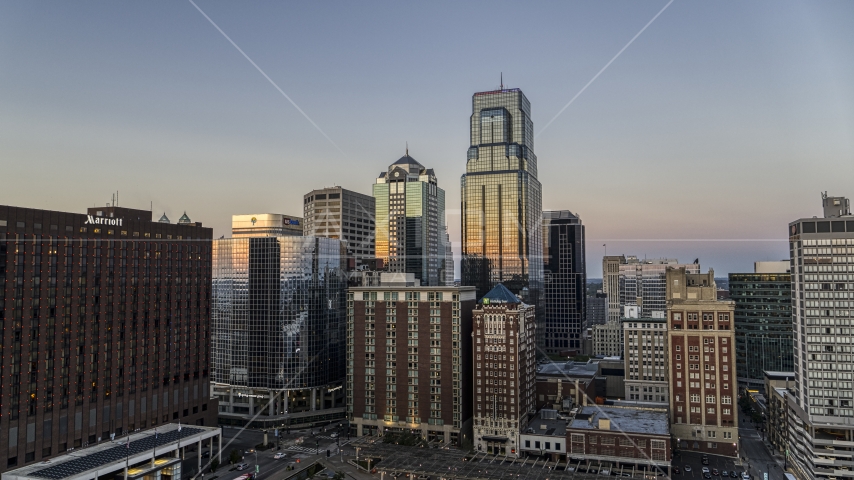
top-left (672, 452), bottom-right (745, 479)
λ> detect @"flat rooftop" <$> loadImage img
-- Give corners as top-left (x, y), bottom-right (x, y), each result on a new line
top-left (524, 411), bottom-right (567, 437)
top-left (568, 406), bottom-right (669, 436)
top-left (2, 424), bottom-right (220, 480)
top-left (764, 371), bottom-right (795, 380)
top-left (537, 361), bottom-right (598, 378)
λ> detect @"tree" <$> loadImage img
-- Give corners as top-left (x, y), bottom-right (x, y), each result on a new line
top-left (333, 472), bottom-right (345, 480)
top-left (210, 458), bottom-right (220, 472)
top-left (229, 449), bottom-right (241, 465)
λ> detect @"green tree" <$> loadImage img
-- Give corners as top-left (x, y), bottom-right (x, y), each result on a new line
top-left (229, 449), bottom-right (241, 465)
top-left (210, 457), bottom-right (220, 472)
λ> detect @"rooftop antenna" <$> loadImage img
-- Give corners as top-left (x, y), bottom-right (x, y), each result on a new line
top-left (500, 72), bottom-right (503, 90)
top-left (406, 142), bottom-right (409, 156)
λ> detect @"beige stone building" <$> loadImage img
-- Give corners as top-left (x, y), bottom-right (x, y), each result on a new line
top-left (666, 267), bottom-right (739, 457)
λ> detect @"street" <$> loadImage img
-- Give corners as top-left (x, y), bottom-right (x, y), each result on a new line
top-left (180, 424), bottom-right (369, 480)
top-left (738, 411), bottom-right (785, 480)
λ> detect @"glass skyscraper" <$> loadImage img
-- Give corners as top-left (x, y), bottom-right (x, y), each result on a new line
top-left (211, 234), bottom-right (347, 428)
top-left (542, 210), bottom-right (586, 354)
top-left (729, 270), bottom-right (793, 390)
top-left (373, 151), bottom-right (449, 286)
top-left (461, 87), bottom-right (543, 302)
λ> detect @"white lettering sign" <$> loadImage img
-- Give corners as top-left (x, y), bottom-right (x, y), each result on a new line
top-left (84, 215), bottom-right (123, 227)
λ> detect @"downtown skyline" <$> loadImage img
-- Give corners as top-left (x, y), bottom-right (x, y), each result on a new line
top-left (2, 1), bottom-right (854, 277)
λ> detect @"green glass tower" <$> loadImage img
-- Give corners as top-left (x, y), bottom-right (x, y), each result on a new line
top-left (373, 150), bottom-right (449, 286)
top-left (729, 270), bottom-right (793, 390)
top-left (461, 87), bottom-right (543, 302)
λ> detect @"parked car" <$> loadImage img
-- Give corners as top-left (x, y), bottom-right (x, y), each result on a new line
top-left (684, 466), bottom-right (692, 473)
top-left (236, 464), bottom-right (250, 471)
top-left (729, 471), bottom-right (739, 478)
top-left (741, 473), bottom-right (750, 480)
top-left (702, 468), bottom-right (710, 474)
top-left (704, 474), bottom-right (712, 479)
top-left (201, 451), bottom-right (210, 459)
top-left (712, 469), bottom-right (720, 476)
top-left (673, 467), bottom-right (681, 475)
top-left (702, 456), bottom-right (710, 465)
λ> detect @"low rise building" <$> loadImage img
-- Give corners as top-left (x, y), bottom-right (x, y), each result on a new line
top-left (1, 424), bottom-right (221, 480)
top-left (536, 361), bottom-right (602, 410)
top-left (520, 409), bottom-right (567, 460)
top-left (566, 406), bottom-right (671, 474)
top-left (764, 371), bottom-right (794, 456)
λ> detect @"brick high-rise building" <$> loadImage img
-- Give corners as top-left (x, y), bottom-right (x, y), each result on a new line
top-left (347, 285), bottom-right (475, 445)
top-left (0, 205), bottom-right (217, 472)
top-left (472, 284), bottom-right (536, 456)
top-left (666, 267), bottom-right (738, 457)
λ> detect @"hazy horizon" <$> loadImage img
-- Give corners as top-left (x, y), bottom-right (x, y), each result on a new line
top-left (2, 1), bottom-right (852, 277)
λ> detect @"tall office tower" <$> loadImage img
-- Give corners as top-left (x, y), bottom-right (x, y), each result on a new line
top-left (541, 210), bottom-right (586, 355)
top-left (303, 187), bottom-right (376, 265)
top-left (461, 87), bottom-right (543, 302)
top-left (373, 152), bottom-right (447, 286)
top-left (232, 213), bottom-right (302, 237)
top-left (211, 228), bottom-right (347, 429)
top-left (620, 257), bottom-right (701, 318)
top-left (346, 285), bottom-right (476, 444)
top-left (585, 291), bottom-right (608, 328)
top-left (602, 256), bottom-right (625, 323)
top-left (787, 193), bottom-right (854, 480)
top-left (623, 310), bottom-right (669, 405)
top-left (0, 205), bottom-right (217, 472)
top-left (443, 229), bottom-right (454, 286)
top-left (729, 261), bottom-right (792, 391)
top-left (472, 284), bottom-right (536, 456)
top-left (666, 268), bottom-right (738, 457)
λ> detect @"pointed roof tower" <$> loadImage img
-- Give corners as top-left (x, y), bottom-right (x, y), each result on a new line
top-left (479, 283), bottom-right (522, 305)
top-left (178, 212), bottom-right (192, 224)
top-left (158, 212), bottom-right (170, 224)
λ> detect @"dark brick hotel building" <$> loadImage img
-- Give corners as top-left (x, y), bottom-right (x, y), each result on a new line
top-left (0, 205), bottom-right (217, 472)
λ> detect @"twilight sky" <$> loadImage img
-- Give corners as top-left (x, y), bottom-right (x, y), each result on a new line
top-left (2, 1), bottom-right (853, 277)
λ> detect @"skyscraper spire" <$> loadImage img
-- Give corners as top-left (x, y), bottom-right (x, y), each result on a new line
top-left (500, 72), bottom-right (503, 90)
top-left (406, 141), bottom-right (408, 156)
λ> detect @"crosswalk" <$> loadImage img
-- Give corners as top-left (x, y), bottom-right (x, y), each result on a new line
top-left (285, 439), bottom-right (353, 454)
top-left (286, 445), bottom-right (325, 454)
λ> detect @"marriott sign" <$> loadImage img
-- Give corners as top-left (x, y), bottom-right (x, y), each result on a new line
top-left (84, 215), bottom-right (123, 226)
